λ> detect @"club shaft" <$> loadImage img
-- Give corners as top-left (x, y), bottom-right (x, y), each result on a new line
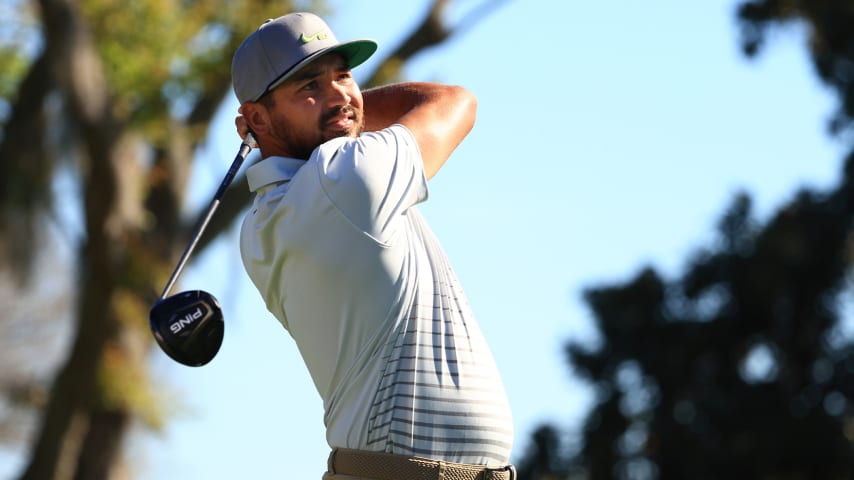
top-left (158, 134), bottom-right (255, 300)
top-left (159, 198), bottom-right (221, 299)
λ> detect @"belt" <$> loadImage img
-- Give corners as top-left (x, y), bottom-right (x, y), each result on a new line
top-left (327, 448), bottom-right (516, 480)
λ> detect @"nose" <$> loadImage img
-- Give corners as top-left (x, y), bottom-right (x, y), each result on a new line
top-left (324, 80), bottom-right (351, 108)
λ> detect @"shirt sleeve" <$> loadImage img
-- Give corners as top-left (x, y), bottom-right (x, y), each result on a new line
top-left (312, 124), bottom-right (428, 242)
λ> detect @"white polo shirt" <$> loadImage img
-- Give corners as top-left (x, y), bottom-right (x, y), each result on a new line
top-left (240, 125), bottom-right (513, 465)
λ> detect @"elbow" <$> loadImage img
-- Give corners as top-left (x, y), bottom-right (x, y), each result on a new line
top-left (452, 85), bottom-right (478, 134)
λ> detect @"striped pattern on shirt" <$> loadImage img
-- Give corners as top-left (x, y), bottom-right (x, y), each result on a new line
top-left (364, 210), bottom-right (514, 465)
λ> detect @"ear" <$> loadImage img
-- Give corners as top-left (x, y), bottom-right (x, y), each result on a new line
top-left (241, 101), bottom-right (272, 136)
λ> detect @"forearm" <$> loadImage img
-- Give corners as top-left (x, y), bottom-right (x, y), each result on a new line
top-left (362, 82), bottom-right (458, 132)
top-left (361, 81), bottom-right (477, 179)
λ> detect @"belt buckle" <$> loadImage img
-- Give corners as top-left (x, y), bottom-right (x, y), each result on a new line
top-left (484, 464), bottom-right (516, 480)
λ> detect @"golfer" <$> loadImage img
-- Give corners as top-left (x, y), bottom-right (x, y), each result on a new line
top-left (232, 12), bottom-right (515, 479)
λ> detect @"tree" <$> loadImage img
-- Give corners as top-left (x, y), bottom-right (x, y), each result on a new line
top-left (0, 0), bottom-right (504, 478)
top-left (515, 1), bottom-right (854, 478)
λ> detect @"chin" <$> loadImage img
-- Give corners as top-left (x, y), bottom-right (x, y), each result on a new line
top-left (325, 129), bottom-right (359, 141)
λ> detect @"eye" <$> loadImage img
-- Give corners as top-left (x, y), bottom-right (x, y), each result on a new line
top-left (300, 80), bottom-right (318, 91)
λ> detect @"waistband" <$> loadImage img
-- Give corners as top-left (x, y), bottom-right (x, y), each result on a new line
top-left (327, 448), bottom-right (516, 480)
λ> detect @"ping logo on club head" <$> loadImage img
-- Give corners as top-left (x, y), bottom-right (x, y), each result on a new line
top-left (170, 304), bottom-right (207, 335)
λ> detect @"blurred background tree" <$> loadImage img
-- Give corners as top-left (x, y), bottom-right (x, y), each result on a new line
top-left (516, 1), bottom-right (854, 478)
top-left (0, 0), bottom-right (500, 478)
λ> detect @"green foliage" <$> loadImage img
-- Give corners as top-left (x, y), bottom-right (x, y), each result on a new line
top-left (737, 0), bottom-right (854, 135)
top-left (77, 0), bottom-right (302, 142)
top-left (519, 170), bottom-right (854, 479)
top-left (514, 4), bottom-right (854, 479)
top-left (567, 170), bottom-right (854, 478)
top-left (0, 46), bottom-right (31, 101)
top-left (0, 1), bottom-right (41, 108)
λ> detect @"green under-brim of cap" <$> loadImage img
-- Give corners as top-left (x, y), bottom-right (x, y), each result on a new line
top-left (260, 39), bottom-right (378, 100)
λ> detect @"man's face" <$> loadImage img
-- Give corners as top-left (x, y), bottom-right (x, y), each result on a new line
top-left (261, 53), bottom-right (364, 159)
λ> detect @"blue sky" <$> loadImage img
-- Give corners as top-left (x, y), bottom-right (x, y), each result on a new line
top-left (134, 1), bottom-right (845, 479)
top-left (5, 1), bottom-right (844, 479)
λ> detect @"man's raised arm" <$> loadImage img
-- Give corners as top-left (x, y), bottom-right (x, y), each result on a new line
top-left (362, 82), bottom-right (477, 180)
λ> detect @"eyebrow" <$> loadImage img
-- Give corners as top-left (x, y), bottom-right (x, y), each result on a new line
top-left (290, 61), bottom-right (351, 84)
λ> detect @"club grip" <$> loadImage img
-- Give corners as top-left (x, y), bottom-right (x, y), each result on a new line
top-left (214, 132), bottom-right (256, 201)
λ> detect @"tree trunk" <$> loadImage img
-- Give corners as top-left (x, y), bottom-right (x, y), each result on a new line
top-left (74, 412), bottom-right (130, 480)
top-left (18, 0), bottom-right (124, 477)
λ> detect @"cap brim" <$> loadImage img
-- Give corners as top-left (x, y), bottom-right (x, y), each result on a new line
top-left (262, 39), bottom-right (378, 99)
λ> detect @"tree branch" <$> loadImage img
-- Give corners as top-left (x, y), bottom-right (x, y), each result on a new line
top-left (362, 0), bottom-right (509, 87)
top-left (0, 51), bottom-right (53, 279)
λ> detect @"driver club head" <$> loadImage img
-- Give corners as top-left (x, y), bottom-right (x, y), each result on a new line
top-left (149, 290), bottom-right (224, 367)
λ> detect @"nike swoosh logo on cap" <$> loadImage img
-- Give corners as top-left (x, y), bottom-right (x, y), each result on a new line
top-left (300, 31), bottom-right (328, 44)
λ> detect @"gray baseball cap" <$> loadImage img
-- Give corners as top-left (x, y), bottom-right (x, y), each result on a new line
top-left (232, 12), bottom-right (378, 104)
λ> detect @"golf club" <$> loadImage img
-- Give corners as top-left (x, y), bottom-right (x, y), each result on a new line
top-left (149, 132), bottom-right (256, 366)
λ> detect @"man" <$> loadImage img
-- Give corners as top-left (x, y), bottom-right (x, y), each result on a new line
top-left (231, 12), bottom-right (515, 479)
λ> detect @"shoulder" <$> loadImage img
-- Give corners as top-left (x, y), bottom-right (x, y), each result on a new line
top-left (312, 125), bottom-right (422, 180)
top-left (360, 124), bottom-right (419, 148)
top-left (320, 124), bottom-right (419, 159)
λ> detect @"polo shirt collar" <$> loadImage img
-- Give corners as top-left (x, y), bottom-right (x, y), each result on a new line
top-left (246, 156), bottom-right (306, 192)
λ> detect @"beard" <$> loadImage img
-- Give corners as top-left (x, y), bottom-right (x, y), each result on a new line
top-left (271, 104), bottom-right (365, 160)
